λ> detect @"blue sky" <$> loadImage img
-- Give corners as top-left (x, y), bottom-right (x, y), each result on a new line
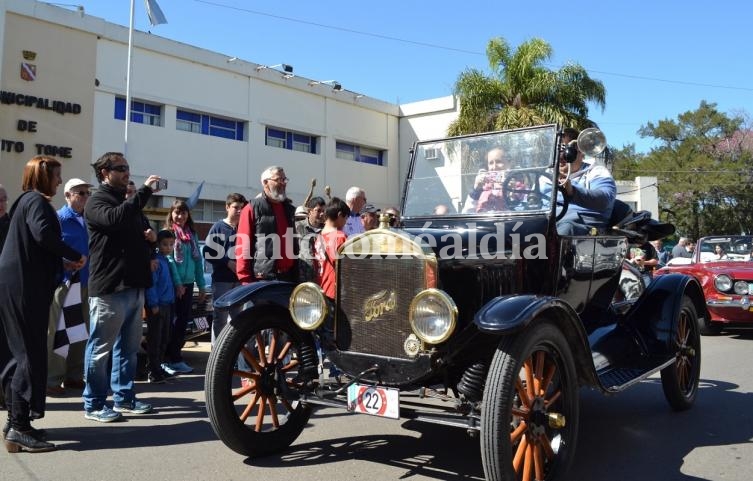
top-left (63, 0), bottom-right (752, 153)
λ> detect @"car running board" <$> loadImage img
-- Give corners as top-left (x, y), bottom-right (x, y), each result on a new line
top-left (597, 358), bottom-right (675, 392)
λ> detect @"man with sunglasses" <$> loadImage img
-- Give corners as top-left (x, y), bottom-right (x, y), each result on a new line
top-left (45, 178), bottom-right (93, 396)
top-left (236, 166), bottom-right (298, 284)
top-left (82, 153), bottom-right (164, 422)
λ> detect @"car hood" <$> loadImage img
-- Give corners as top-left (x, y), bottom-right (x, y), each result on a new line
top-left (658, 261), bottom-right (753, 277)
top-left (702, 262), bottom-right (753, 276)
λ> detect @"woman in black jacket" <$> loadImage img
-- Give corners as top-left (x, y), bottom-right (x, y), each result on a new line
top-left (0, 156), bottom-right (85, 453)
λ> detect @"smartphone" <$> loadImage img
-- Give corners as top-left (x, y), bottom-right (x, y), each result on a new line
top-left (151, 178), bottom-right (168, 190)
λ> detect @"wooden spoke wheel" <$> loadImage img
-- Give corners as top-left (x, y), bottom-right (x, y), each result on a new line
top-left (661, 296), bottom-right (702, 411)
top-left (481, 321), bottom-right (579, 481)
top-left (205, 307), bottom-right (317, 457)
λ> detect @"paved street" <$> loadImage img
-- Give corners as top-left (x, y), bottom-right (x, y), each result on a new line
top-left (3, 331), bottom-right (753, 481)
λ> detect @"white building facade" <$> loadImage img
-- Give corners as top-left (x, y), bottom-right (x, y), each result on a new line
top-left (0, 0), bottom-right (654, 229)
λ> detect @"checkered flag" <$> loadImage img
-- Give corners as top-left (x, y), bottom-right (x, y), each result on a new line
top-left (53, 281), bottom-right (88, 359)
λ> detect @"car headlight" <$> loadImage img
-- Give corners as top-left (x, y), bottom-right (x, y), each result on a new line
top-left (409, 289), bottom-right (458, 344)
top-left (714, 275), bottom-right (732, 292)
top-left (289, 282), bottom-right (328, 330)
top-left (734, 280), bottom-right (749, 295)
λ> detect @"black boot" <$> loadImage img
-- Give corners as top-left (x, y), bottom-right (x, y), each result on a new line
top-left (3, 419), bottom-right (47, 441)
top-left (4, 428), bottom-right (56, 453)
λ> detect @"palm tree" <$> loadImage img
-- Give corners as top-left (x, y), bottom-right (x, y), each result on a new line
top-left (448, 37), bottom-right (606, 136)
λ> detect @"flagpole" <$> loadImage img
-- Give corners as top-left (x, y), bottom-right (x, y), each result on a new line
top-left (124, 0), bottom-right (136, 156)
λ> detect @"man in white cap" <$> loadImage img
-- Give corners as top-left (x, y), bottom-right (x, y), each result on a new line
top-left (46, 178), bottom-right (93, 395)
top-left (360, 203), bottom-right (381, 231)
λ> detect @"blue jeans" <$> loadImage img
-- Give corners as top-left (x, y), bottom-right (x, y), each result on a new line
top-left (83, 288), bottom-right (144, 411)
top-left (211, 281), bottom-right (238, 345)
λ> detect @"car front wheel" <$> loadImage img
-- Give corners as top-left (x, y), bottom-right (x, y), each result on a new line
top-left (481, 320), bottom-right (579, 481)
top-left (204, 307), bottom-right (318, 457)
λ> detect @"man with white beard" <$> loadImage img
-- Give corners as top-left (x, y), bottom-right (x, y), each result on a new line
top-left (235, 166), bottom-right (298, 283)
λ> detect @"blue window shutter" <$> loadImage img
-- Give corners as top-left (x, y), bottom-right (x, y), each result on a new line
top-left (114, 97), bottom-right (125, 120)
top-left (236, 122), bottom-right (244, 141)
top-left (201, 115), bottom-right (209, 135)
top-left (286, 131), bottom-right (293, 150)
top-left (268, 127), bottom-right (285, 139)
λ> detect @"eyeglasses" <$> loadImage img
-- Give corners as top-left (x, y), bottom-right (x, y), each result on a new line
top-left (109, 165), bottom-right (130, 172)
top-left (268, 177), bottom-right (289, 183)
top-left (73, 191), bottom-right (91, 196)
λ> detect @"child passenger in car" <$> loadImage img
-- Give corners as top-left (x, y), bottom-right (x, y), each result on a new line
top-left (462, 147), bottom-right (510, 213)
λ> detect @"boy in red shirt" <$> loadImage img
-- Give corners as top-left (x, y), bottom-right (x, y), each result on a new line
top-left (313, 198), bottom-right (350, 382)
top-left (314, 198), bottom-right (350, 299)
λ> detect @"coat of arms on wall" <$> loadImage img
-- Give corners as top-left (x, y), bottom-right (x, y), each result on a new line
top-left (21, 63), bottom-right (36, 81)
top-left (21, 50), bottom-right (37, 81)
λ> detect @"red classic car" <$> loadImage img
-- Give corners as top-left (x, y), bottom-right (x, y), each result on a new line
top-left (655, 235), bottom-right (753, 334)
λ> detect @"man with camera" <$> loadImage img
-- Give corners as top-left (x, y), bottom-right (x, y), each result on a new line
top-left (82, 152), bottom-right (164, 422)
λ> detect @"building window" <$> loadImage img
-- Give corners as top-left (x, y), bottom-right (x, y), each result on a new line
top-left (114, 97), bottom-right (162, 126)
top-left (265, 127), bottom-right (317, 154)
top-left (176, 110), bottom-right (201, 134)
top-left (336, 141), bottom-right (384, 166)
top-left (176, 109), bottom-right (245, 141)
top-left (189, 199), bottom-right (227, 222)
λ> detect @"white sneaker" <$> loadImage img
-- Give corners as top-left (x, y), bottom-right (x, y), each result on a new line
top-left (165, 361), bottom-right (193, 374)
top-left (161, 363), bottom-right (177, 376)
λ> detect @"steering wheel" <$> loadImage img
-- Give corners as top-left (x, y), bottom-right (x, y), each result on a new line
top-left (500, 172), bottom-right (544, 211)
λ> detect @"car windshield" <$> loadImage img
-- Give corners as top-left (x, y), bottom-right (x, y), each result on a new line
top-left (698, 236), bottom-right (753, 262)
top-left (403, 124), bottom-right (558, 217)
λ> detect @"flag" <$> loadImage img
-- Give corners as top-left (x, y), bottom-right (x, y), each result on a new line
top-left (185, 180), bottom-right (205, 210)
top-left (53, 281), bottom-right (88, 359)
top-left (144, 0), bottom-right (168, 26)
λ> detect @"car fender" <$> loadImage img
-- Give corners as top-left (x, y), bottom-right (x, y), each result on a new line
top-left (473, 295), bottom-right (594, 383)
top-left (625, 273), bottom-right (706, 354)
top-left (213, 280), bottom-right (295, 320)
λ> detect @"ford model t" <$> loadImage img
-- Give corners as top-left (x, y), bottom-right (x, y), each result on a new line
top-left (205, 124), bottom-right (704, 481)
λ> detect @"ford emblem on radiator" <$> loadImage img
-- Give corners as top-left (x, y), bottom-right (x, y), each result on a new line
top-left (363, 289), bottom-right (397, 321)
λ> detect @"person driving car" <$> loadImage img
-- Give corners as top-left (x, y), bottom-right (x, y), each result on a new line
top-left (556, 127), bottom-right (616, 235)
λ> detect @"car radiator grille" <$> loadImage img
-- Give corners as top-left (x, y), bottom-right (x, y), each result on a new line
top-left (338, 256), bottom-right (426, 359)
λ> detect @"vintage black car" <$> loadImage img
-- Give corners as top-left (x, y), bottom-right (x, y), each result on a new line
top-left (205, 124), bottom-right (704, 481)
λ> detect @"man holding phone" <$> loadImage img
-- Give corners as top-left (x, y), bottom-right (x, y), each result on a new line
top-left (82, 152), bottom-right (165, 422)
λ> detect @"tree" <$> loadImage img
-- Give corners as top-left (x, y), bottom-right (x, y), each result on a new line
top-left (448, 37), bottom-right (606, 136)
top-left (635, 101), bottom-right (753, 239)
top-left (610, 144), bottom-right (645, 181)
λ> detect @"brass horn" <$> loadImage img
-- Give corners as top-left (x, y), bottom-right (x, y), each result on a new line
top-left (577, 127), bottom-right (607, 157)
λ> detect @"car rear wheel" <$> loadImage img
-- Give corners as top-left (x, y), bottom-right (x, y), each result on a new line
top-left (205, 307), bottom-right (317, 457)
top-left (481, 320), bottom-right (579, 481)
top-left (661, 296), bottom-right (702, 411)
